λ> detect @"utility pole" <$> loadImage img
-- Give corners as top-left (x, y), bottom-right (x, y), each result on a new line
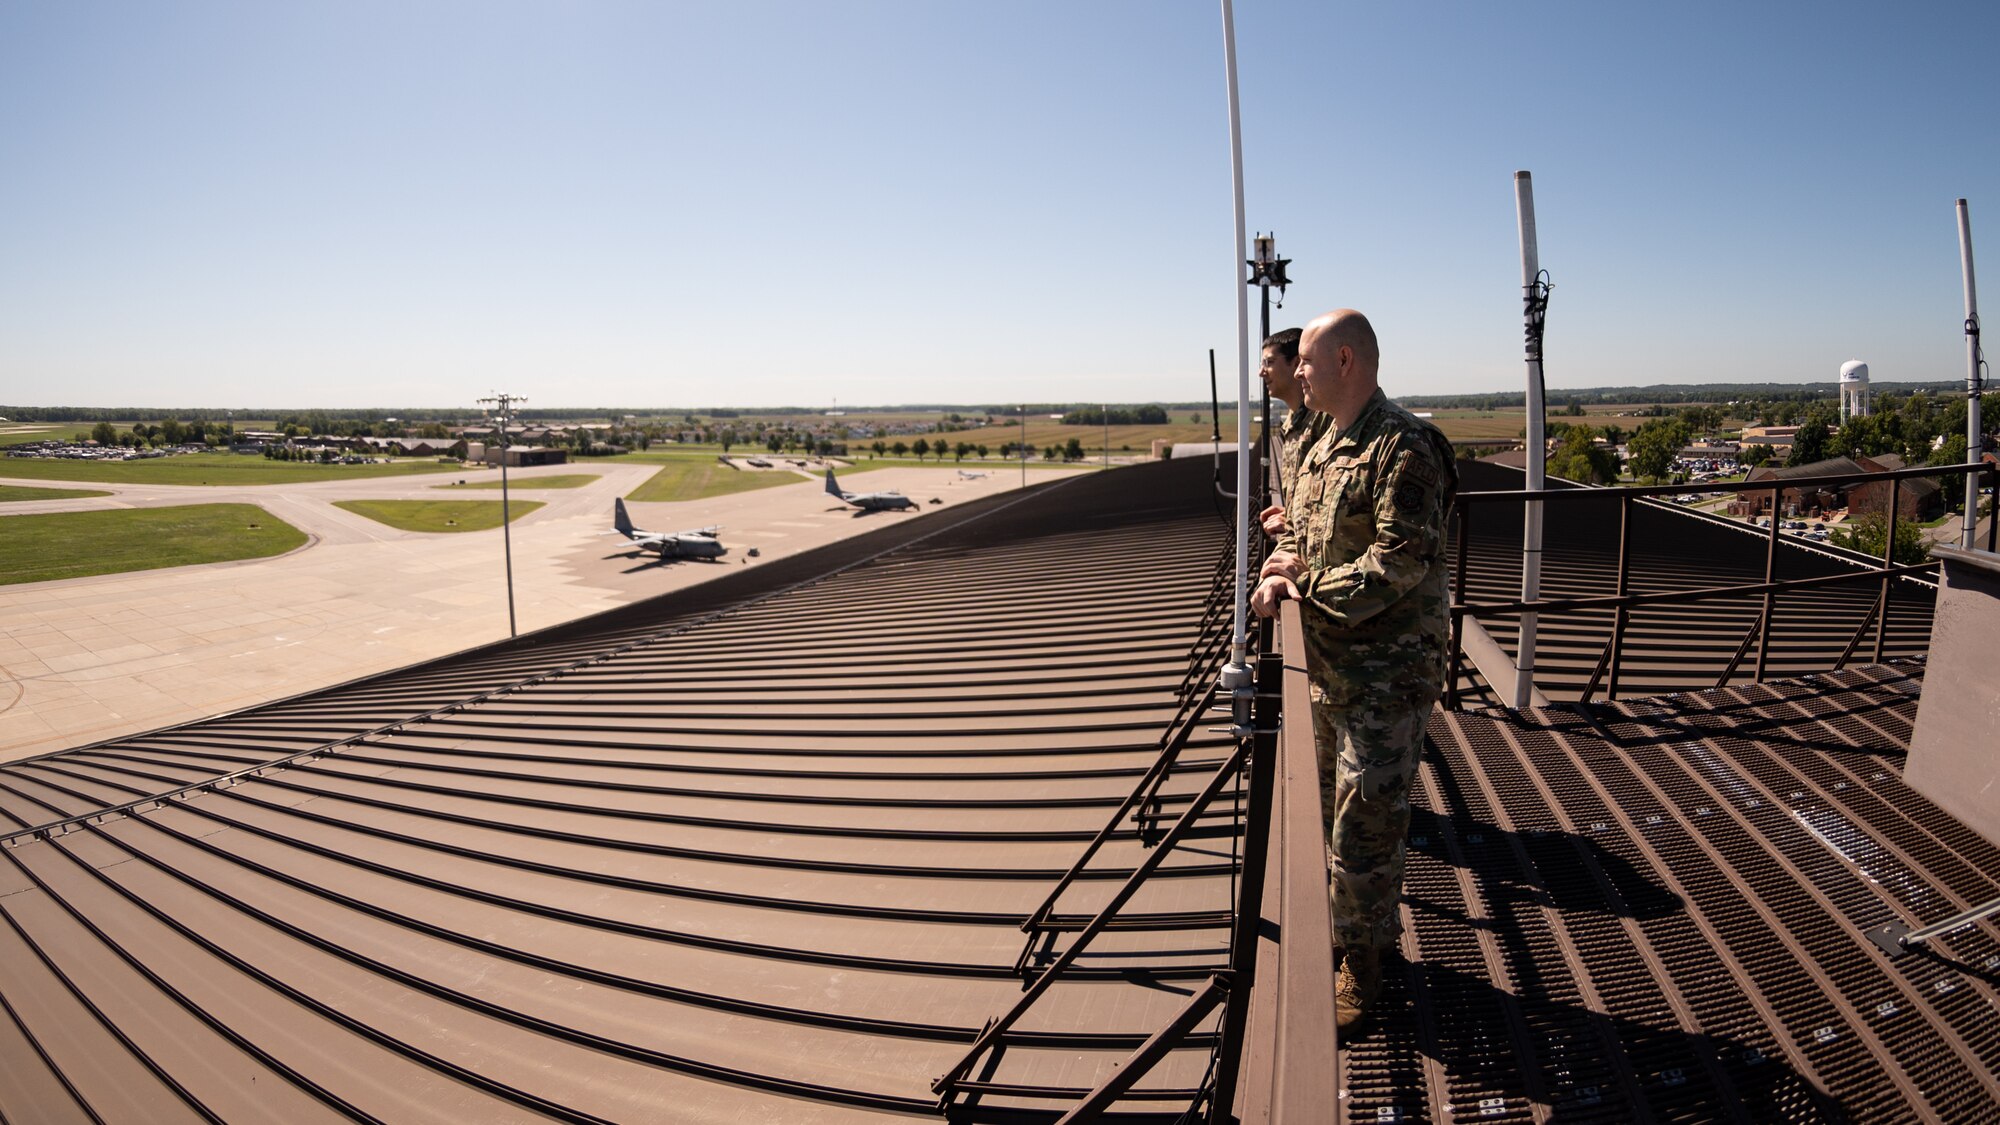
top-left (1103, 402), bottom-right (1109, 469)
top-left (1019, 403), bottom-right (1027, 487)
top-left (477, 392), bottom-right (525, 638)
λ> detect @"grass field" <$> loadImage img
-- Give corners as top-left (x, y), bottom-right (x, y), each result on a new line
top-left (626, 461), bottom-right (806, 503)
top-left (0, 504), bottom-right (307, 585)
top-left (831, 458), bottom-right (1084, 476)
top-left (332, 499), bottom-right (545, 533)
top-left (0, 428), bottom-right (74, 446)
top-left (436, 473), bottom-right (599, 491)
top-left (0, 484), bottom-right (112, 502)
top-left (0, 452), bottom-right (460, 486)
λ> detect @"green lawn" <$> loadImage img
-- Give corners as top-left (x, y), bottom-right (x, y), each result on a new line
top-left (0, 428), bottom-right (74, 446)
top-left (333, 499), bottom-right (545, 533)
top-left (436, 473), bottom-right (600, 491)
top-left (626, 461), bottom-right (806, 503)
top-left (0, 504), bottom-right (308, 585)
top-left (831, 459), bottom-right (1085, 476)
top-left (0, 484), bottom-right (112, 502)
top-left (0, 452), bottom-right (460, 486)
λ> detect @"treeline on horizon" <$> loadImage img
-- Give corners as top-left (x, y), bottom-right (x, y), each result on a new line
top-left (1399, 380), bottom-right (1973, 409)
top-left (7, 381), bottom-right (1976, 425)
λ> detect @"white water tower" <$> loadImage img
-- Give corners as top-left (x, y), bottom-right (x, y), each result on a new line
top-left (1840, 359), bottom-right (1871, 422)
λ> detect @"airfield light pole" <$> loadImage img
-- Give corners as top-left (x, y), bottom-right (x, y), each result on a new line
top-left (478, 392), bottom-right (524, 638)
top-left (1103, 403), bottom-right (1109, 469)
top-left (1020, 404), bottom-right (1027, 487)
top-left (1957, 199), bottom-right (1984, 550)
top-left (1513, 172), bottom-right (1546, 710)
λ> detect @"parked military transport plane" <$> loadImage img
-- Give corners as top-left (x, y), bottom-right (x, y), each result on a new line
top-left (610, 498), bottom-right (728, 560)
top-left (824, 469), bottom-right (917, 511)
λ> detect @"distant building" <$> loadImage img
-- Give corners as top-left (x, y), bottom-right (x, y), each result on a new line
top-left (1731, 454), bottom-right (1941, 520)
top-left (466, 442), bottom-right (567, 468)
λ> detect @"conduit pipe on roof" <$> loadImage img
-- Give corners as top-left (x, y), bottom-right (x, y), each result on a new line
top-left (1219, 0), bottom-right (1253, 708)
top-left (1513, 172), bottom-right (1546, 709)
top-left (1957, 199), bottom-right (1983, 551)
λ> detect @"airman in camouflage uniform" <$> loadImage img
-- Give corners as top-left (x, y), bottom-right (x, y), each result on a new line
top-left (1252, 309), bottom-right (1456, 1035)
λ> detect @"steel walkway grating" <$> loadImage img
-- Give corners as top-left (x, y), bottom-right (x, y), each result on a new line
top-left (1340, 660), bottom-right (2000, 1123)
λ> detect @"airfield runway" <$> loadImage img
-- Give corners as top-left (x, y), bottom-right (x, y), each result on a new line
top-left (0, 462), bottom-right (1080, 761)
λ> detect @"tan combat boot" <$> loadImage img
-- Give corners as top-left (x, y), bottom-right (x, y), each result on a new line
top-left (1334, 945), bottom-right (1383, 1036)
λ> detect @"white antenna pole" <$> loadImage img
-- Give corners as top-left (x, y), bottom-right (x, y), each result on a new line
top-left (1220, 0), bottom-right (1252, 694)
top-left (1957, 199), bottom-right (1983, 550)
top-left (1514, 172), bottom-right (1545, 709)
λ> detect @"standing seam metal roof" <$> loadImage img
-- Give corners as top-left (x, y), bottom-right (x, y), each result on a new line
top-left (0, 459), bottom-right (1247, 1123)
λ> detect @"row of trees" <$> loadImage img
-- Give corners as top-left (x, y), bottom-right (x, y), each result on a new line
top-left (85, 419), bottom-right (238, 448)
top-left (1061, 405), bottom-right (1171, 426)
top-left (856, 436), bottom-right (1118, 463)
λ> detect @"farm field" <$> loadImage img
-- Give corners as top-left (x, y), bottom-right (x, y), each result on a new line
top-left (0, 504), bottom-right (307, 585)
top-left (436, 474), bottom-right (600, 490)
top-left (626, 461), bottom-right (807, 504)
top-left (0, 484), bottom-right (111, 502)
top-left (0, 452), bottom-right (460, 486)
top-left (333, 499), bottom-right (544, 533)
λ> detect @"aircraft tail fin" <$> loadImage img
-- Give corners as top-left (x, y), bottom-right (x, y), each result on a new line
top-left (613, 497), bottom-right (635, 536)
top-left (824, 470), bottom-right (846, 499)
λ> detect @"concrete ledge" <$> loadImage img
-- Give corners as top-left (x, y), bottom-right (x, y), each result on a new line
top-left (1904, 545), bottom-right (2000, 849)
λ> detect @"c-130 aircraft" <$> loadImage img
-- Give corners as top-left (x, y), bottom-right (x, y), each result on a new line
top-left (610, 498), bottom-right (728, 560)
top-left (824, 469), bottom-right (916, 511)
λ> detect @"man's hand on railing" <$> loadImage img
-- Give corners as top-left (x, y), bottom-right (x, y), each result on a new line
top-left (1260, 502), bottom-right (1289, 538)
top-left (1252, 575), bottom-right (1300, 618)
top-left (1261, 550), bottom-right (1303, 582)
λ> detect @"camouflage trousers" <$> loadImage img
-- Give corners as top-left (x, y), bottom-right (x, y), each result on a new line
top-left (1310, 684), bottom-right (1432, 952)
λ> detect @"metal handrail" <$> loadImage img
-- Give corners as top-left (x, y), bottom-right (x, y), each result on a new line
top-left (1445, 460), bottom-right (1999, 709)
top-left (1223, 601), bottom-right (1338, 1122)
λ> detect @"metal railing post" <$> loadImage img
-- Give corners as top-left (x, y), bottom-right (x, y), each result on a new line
top-left (1054, 975), bottom-right (1232, 1124)
top-left (1875, 478), bottom-right (1900, 664)
top-left (934, 738), bottom-right (1253, 1100)
top-left (1608, 492), bottom-right (1632, 699)
top-left (1206, 646), bottom-right (1282, 1121)
top-left (1755, 483), bottom-right (1781, 682)
top-left (1447, 502), bottom-right (1470, 710)
top-left (1987, 468), bottom-right (1997, 554)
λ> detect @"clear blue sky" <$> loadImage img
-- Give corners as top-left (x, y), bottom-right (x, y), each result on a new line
top-left (1, 1), bottom-right (1993, 408)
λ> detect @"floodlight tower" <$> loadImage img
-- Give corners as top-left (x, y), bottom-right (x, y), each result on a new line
top-left (1247, 233), bottom-right (1291, 506)
top-left (477, 392), bottom-right (525, 638)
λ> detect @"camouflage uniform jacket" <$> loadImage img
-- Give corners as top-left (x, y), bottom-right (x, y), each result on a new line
top-left (1291, 388), bottom-right (1457, 706)
top-left (1273, 404), bottom-right (1329, 559)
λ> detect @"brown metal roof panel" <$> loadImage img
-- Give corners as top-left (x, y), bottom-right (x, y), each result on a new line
top-left (314, 743), bottom-right (1215, 806)
top-left (99, 812), bottom-right (1214, 1042)
top-left (141, 793), bottom-right (1224, 973)
top-left (174, 780), bottom-right (1229, 924)
top-left (238, 774), bottom-right (1231, 882)
top-left (362, 729), bottom-right (1221, 779)
top-left (44, 841), bottom-right (920, 1122)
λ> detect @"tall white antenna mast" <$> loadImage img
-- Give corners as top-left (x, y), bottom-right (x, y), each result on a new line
top-left (1218, 0), bottom-right (1253, 714)
top-left (1957, 200), bottom-right (1983, 551)
top-left (1513, 172), bottom-right (1546, 709)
